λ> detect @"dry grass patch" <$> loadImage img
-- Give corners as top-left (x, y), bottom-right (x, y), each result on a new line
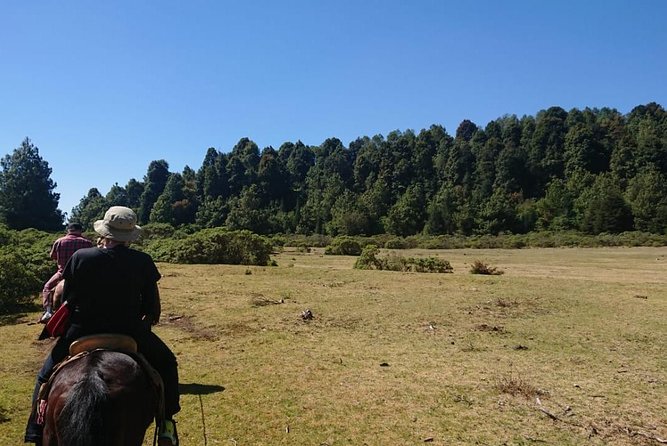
top-left (0, 247), bottom-right (665, 445)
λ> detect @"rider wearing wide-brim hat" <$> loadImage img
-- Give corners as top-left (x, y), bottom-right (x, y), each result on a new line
top-left (25, 206), bottom-right (181, 446)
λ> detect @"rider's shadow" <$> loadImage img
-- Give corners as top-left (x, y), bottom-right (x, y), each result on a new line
top-left (179, 383), bottom-right (225, 395)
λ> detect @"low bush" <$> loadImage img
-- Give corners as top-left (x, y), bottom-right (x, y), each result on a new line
top-left (354, 245), bottom-right (383, 269)
top-left (325, 236), bottom-right (362, 255)
top-left (0, 249), bottom-right (45, 312)
top-left (144, 228), bottom-right (273, 265)
top-left (384, 237), bottom-right (407, 249)
top-left (354, 245), bottom-right (452, 273)
top-left (407, 256), bottom-right (453, 273)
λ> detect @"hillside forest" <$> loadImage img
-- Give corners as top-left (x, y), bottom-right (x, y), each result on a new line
top-left (1, 103), bottom-right (666, 236)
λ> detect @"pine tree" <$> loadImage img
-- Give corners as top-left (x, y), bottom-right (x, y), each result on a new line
top-left (0, 138), bottom-right (63, 230)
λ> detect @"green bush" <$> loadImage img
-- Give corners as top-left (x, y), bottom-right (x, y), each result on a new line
top-left (144, 228), bottom-right (273, 265)
top-left (138, 223), bottom-right (178, 242)
top-left (354, 245), bottom-right (453, 273)
top-left (325, 236), bottom-right (362, 255)
top-left (384, 237), bottom-right (407, 249)
top-left (406, 256), bottom-right (453, 273)
top-left (354, 244), bottom-right (383, 270)
top-left (0, 250), bottom-right (42, 311)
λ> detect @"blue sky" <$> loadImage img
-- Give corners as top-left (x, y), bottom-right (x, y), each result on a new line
top-left (1, 0), bottom-right (666, 217)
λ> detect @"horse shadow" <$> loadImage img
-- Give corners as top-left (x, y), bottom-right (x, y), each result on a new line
top-left (179, 383), bottom-right (225, 395)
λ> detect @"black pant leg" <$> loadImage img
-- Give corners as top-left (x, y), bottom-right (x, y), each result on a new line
top-left (134, 331), bottom-right (181, 417)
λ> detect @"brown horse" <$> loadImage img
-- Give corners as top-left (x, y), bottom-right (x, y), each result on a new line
top-left (52, 279), bottom-right (65, 312)
top-left (41, 349), bottom-right (159, 446)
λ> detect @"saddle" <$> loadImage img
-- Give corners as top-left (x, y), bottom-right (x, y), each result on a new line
top-left (69, 333), bottom-right (138, 356)
top-left (37, 334), bottom-right (165, 427)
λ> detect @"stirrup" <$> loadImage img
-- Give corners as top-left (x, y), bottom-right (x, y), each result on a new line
top-left (158, 419), bottom-right (178, 446)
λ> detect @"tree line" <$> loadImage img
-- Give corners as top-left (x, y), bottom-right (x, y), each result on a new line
top-left (1, 102), bottom-right (666, 236)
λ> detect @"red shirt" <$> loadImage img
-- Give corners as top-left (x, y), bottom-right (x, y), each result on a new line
top-left (49, 232), bottom-right (94, 272)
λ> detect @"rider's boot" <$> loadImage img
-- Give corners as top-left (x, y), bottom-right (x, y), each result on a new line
top-left (24, 399), bottom-right (43, 445)
top-left (38, 305), bottom-right (52, 324)
top-left (158, 418), bottom-right (178, 446)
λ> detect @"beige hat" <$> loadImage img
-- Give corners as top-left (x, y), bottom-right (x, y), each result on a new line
top-left (93, 206), bottom-right (142, 242)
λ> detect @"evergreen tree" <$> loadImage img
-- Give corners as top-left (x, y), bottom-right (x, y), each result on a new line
top-left (69, 188), bottom-right (108, 230)
top-left (125, 178), bottom-right (144, 209)
top-left (535, 179), bottom-right (575, 230)
top-left (424, 185), bottom-right (459, 235)
top-left (196, 147), bottom-right (228, 201)
top-left (138, 160), bottom-right (170, 224)
top-left (105, 183), bottom-right (129, 207)
top-left (150, 169), bottom-right (197, 226)
top-left (0, 138), bottom-right (63, 230)
top-left (477, 189), bottom-right (520, 235)
top-left (257, 146), bottom-right (289, 203)
top-left (625, 169), bottom-right (667, 233)
top-left (225, 184), bottom-right (279, 234)
top-left (226, 138), bottom-right (260, 197)
top-left (529, 107), bottom-right (568, 192)
top-left (580, 174), bottom-right (633, 234)
top-left (327, 190), bottom-right (371, 236)
top-left (384, 183), bottom-right (427, 236)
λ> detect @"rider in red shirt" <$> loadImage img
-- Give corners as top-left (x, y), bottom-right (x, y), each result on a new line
top-left (40, 223), bottom-right (93, 322)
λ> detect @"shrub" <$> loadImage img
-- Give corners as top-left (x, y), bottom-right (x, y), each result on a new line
top-left (354, 245), bottom-right (453, 273)
top-left (144, 228), bottom-right (273, 265)
top-left (138, 223), bottom-right (178, 242)
top-left (406, 257), bottom-right (453, 273)
top-left (470, 260), bottom-right (504, 275)
top-left (325, 236), bottom-right (362, 255)
top-left (384, 237), bottom-right (407, 249)
top-left (0, 250), bottom-right (42, 312)
top-left (354, 244), bottom-right (383, 270)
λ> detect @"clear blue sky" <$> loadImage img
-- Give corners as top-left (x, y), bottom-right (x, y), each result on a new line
top-left (1, 0), bottom-right (666, 218)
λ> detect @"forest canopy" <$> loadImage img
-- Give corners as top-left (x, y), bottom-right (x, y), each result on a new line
top-left (3, 103), bottom-right (666, 236)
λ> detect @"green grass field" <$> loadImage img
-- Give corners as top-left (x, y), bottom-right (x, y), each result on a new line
top-left (1, 247), bottom-right (666, 445)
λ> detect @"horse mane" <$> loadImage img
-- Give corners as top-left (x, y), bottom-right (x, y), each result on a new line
top-left (56, 354), bottom-right (112, 446)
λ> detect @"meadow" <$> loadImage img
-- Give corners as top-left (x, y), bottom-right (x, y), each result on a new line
top-left (1, 247), bottom-right (665, 445)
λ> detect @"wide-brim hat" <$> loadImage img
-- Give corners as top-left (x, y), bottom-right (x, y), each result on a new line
top-left (93, 206), bottom-right (142, 242)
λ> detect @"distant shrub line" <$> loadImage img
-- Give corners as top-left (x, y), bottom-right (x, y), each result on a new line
top-left (289, 231), bottom-right (667, 251)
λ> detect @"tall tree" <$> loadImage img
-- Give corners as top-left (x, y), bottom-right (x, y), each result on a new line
top-left (125, 178), bottom-right (144, 209)
top-left (138, 160), bottom-right (170, 224)
top-left (424, 184), bottom-right (459, 235)
top-left (0, 138), bottom-right (63, 230)
top-left (384, 183), bottom-right (427, 236)
top-left (69, 188), bottom-right (108, 230)
top-left (105, 183), bottom-right (129, 207)
top-left (257, 146), bottom-right (289, 203)
top-left (535, 179), bottom-right (575, 230)
top-left (528, 107), bottom-right (568, 192)
top-left (580, 174), bottom-right (633, 234)
top-left (625, 169), bottom-right (667, 233)
top-left (226, 138), bottom-right (260, 197)
top-left (196, 147), bottom-right (228, 201)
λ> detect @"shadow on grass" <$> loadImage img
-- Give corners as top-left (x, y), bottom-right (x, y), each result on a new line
top-left (179, 383), bottom-right (225, 395)
top-left (0, 303), bottom-right (40, 326)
